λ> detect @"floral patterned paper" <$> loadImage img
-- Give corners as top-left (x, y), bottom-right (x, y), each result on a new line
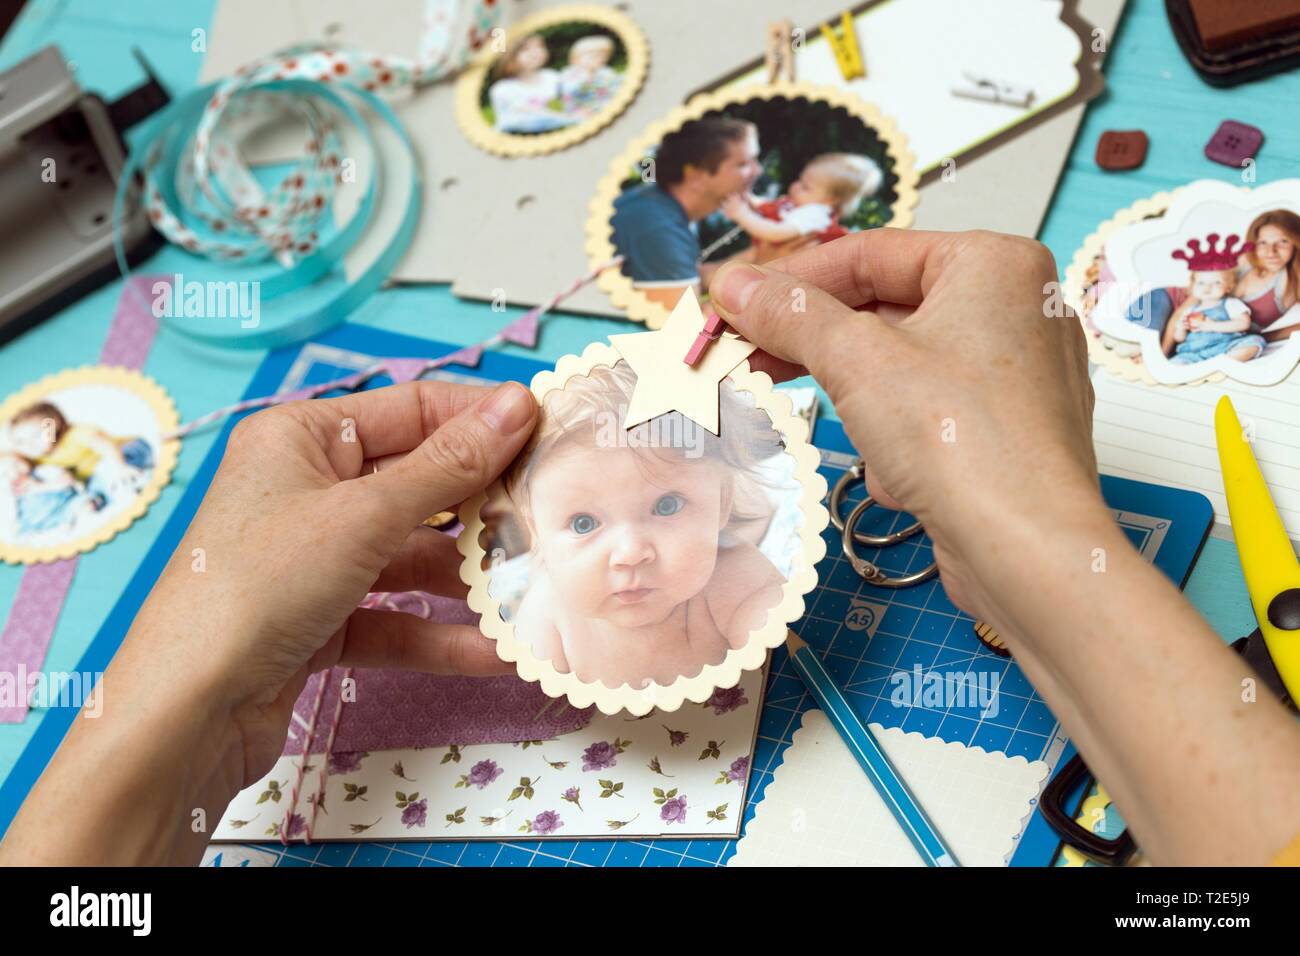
top-left (212, 668), bottom-right (765, 843)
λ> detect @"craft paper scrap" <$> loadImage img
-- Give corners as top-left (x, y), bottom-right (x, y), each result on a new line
top-left (729, 709), bottom-right (1049, 867)
top-left (211, 667), bottom-right (765, 843)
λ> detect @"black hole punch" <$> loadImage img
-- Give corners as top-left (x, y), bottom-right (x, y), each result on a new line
top-left (1267, 588), bottom-right (1300, 631)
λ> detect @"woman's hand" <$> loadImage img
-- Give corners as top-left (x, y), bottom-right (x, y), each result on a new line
top-left (0, 380), bottom-right (537, 865)
top-left (709, 229), bottom-right (1105, 618)
top-left (709, 228), bottom-right (1300, 864)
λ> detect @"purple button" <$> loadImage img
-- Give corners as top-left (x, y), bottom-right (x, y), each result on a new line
top-left (1205, 120), bottom-right (1264, 167)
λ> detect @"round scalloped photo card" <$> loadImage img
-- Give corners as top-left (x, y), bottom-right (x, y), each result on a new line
top-left (587, 81), bottom-right (919, 328)
top-left (1065, 179), bottom-right (1300, 388)
top-left (457, 338), bottom-right (828, 716)
top-left (454, 4), bottom-right (649, 158)
top-left (0, 366), bottom-right (179, 565)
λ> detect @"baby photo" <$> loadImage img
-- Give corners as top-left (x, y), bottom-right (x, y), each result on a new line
top-left (1085, 182), bottom-right (1300, 385)
top-left (0, 383), bottom-right (160, 553)
top-left (607, 94), bottom-right (901, 315)
top-left (480, 20), bottom-right (628, 136)
top-left (479, 361), bottom-right (805, 691)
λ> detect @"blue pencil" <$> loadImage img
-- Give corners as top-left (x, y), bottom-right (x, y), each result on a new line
top-left (785, 630), bottom-right (960, 867)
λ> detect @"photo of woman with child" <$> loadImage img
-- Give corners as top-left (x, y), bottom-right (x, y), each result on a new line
top-left (1103, 206), bottom-right (1300, 378)
top-left (604, 92), bottom-right (907, 317)
top-left (481, 20), bottom-right (630, 135)
top-left (477, 361), bottom-right (806, 691)
top-left (0, 380), bottom-right (164, 556)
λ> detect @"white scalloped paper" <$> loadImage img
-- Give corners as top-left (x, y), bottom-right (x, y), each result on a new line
top-left (729, 710), bottom-right (1049, 867)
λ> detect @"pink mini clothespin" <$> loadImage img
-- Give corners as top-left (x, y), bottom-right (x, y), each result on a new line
top-left (683, 309), bottom-right (728, 366)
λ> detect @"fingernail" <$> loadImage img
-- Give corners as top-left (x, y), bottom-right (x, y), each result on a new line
top-left (479, 382), bottom-right (535, 434)
top-left (713, 265), bottom-right (764, 313)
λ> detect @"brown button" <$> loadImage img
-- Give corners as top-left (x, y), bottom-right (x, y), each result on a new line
top-left (1095, 130), bottom-right (1149, 171)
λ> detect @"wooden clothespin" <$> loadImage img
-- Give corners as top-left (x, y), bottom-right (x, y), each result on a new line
top-left (820, 10), bottom-right (865, 80)
top-left (951, 71), bottom-right (1034, 109)
top-left (683, 307), bottom-right (727, 366)
top-left (765, 19), bottom-right (796, 84)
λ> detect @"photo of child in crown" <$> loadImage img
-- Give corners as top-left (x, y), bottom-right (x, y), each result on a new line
top-left (479, 361), bottom-right (805, 690)
top-left (1082, 194), bottom-right (1300, 385)
top-left (481, 21), bottom-right (628, 136)
top-left (0, 385), bottom-right (161, 551)
top-left (609, 94), bottom-right (900, 315)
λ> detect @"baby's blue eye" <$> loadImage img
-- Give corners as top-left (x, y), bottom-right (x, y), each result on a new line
top-left (653, 494), bottom-right (684, 517)
top-left (570, 514), bottom-right (599, 535)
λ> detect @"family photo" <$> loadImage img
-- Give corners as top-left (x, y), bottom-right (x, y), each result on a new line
top-left (480, 19), bottom-right (629, 135)
top-left (1084, 195), bottom-right (1300, 383)
top-left (478, 360), bottom-right (806, 691)
top-left (0, 384), bottom-right (159, 554)
top-left (607, 94), bottom-right (903, 314)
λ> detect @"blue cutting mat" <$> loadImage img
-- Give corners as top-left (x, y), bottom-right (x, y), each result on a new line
top-left (0, 323), bottom-right (1212, 867)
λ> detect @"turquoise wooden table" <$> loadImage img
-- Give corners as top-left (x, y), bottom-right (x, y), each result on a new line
top-left (0, 0), bottom-right (1281, 785)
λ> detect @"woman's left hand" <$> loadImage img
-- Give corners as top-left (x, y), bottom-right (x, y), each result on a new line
top-left (0, 380), bottom-right (537, 865)
top-left (148, 380), bottom-right (537, 784)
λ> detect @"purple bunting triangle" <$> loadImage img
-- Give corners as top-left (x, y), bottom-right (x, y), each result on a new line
top-left (443, 344), bottom-right (485, 368)
top-left (499, 309), bottom-right (540, 349)
top-left (384, 358), bottom-right (434, 385)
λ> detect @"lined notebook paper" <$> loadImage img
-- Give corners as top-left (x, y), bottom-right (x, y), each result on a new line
top-left (729, 710), bottom-right (1049, 867)
top-left (1091, 369), bottom-right (1300, 541)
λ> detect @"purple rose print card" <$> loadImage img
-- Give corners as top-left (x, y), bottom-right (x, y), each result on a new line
top-left (211, 666), bottom-right (765, 843)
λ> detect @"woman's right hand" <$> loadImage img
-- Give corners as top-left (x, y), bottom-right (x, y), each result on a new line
top-left (708, 229), bottom-right (1108, 618)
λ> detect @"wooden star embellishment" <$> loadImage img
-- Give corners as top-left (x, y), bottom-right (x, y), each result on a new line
top-left (609, 288), bottom-right (757, 435)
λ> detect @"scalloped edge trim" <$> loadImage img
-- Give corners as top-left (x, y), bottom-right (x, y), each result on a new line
top-left (585, 81), bottom-right (920, 329)
top-left (457, 340), bottom-right (828, 715)
top-left (743, 710), bottom-right (1050, 865)
top-left (454, 5), bottom-right (650, 158)
top-left (0, 365), bottom-right (180, 565)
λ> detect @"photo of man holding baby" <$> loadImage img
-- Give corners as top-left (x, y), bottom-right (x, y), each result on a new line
top-left (608, 96), bottom-right (902, 313)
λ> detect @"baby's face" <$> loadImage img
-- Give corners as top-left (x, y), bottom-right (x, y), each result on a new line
top-left (1191, 270), bottom-right (1231, 302)
top-left (527, 444), bottom-right (728, 627)
top-left (8, 419), bottom-right (54, 458)
top-left (571, 47), bottom-right (610, 71)
top-left (788, 167), bottom-right (835, 207)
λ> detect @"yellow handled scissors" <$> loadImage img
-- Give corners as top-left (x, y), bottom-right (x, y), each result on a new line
top-left (1214, 396), bottom-right (1300, 704)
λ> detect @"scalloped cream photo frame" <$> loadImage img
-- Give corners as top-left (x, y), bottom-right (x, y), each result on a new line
top-left (1065, 179), bottom-right (1300, 388)
top-left (0, 366), bottom-right (180, 565)
top-left (457, 340), bottom-right (828, 716)
top-left (454, 4), bottom-right (649, 158)
top-left (586, 81), bottom-right (920, 329)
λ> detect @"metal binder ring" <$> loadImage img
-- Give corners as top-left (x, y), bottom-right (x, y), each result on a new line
top-left (841, 498), bottom-right (939, 589)
top-left (829, 459), bottom-right (924, 547)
